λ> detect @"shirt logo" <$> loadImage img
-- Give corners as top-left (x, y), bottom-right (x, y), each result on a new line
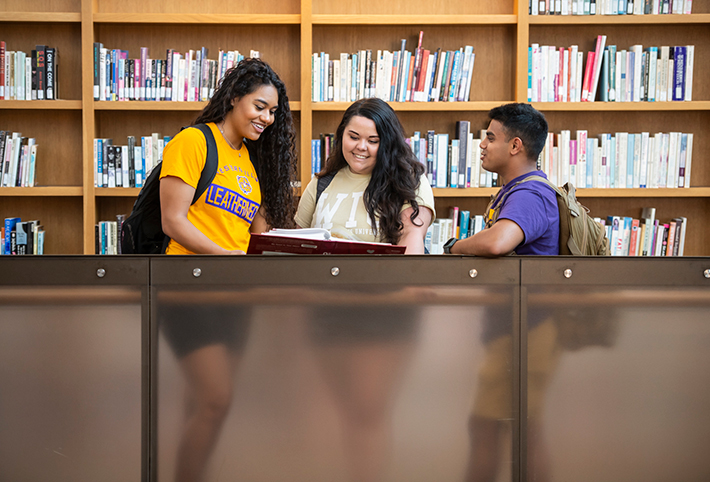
top-left (237, 175), bottom-right (253, 195)
top-left (205, 184), bottom-right (260, 223)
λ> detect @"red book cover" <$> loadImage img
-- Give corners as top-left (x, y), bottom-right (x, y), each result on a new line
top-left (247, 231), bottom-right (406, 255)
top-left (416, 49), bottom-right (430, 99)
top-left (581, 51), bottom-right (595, 103)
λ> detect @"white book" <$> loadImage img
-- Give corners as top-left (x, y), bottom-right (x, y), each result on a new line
top-left (576, 130), bottom-right (587, 188)
top-left (177, 58), bottom-right (186, 102)
top-left (666, 132), bottom-right (679, 188)
top-left (531, 44), bottom-right (540, 102)
top-left (568, 45), bottom-right (578, 102)
top-left (639, 132), bottom-right (650, 188)
top-left (658, 46), bottom-right (669, 102)
top-left (549, 47), bottom-right (558, 102)
top-left (435, 133), bottom-right (448, 188)
top-left (684, 45), bottom-right (694, 101)
top-left (333, 59), bottom-right (341, 102)
top-left (667, 57), bottom-right (674, 102)
top-left (683, 133), bottom-right (693, 188)
top-left (634, 0), bottom-right (644, 13)
top-left (464, 47), bottom-right (476, 102)
top-left (25, 56), bottom-right (31, 101)
top-left (423, 51), bottom-right (435, 102)
top-left (616, 132), bottom-right (627, 188)
top-left (648, 47), bottom-right (658, 102)
top-left (540, 46), bottom-right (548, 103)
top-left (471, 138), bottom-right (481, 188)
top-left (121, 145), bottom-right (129, 188)
top-left (561, 48), bottom-right (569, 102)
top-left (648, 133), bottom-right (661, 188)
top-left (559, 130), bottom-right (570, 184)
top-left (574, 51), bottom-right (584, 102)
top-left (631, 44), bottom-right (643, 102)
top-left (588, 138), bottom-right (599, 188)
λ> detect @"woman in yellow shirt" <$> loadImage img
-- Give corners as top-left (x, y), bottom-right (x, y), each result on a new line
top-left (158, 58), bottom-right (297, 482)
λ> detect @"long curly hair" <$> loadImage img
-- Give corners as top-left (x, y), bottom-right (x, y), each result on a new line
top-left (195, 58), bottom-right (297, 229)
top-left (319, 98), bottom-right (425, 244)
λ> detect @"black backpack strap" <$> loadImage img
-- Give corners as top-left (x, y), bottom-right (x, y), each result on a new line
top-left (316, 171), bottom-right (337, 205)
top-left (191, 123), bottom-right (219, 204)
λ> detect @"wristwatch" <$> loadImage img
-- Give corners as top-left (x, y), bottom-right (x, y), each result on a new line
top-left (443, 237), bottom-right (458, 254)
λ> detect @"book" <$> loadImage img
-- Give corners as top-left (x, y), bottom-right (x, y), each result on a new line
top-left (247, 230), bottom-right (406, 255)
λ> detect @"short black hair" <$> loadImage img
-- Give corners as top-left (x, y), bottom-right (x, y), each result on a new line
top-left (488, 103), bottom-right (548, 162)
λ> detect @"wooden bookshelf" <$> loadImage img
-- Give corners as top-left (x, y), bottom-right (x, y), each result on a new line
top-left (1, 0), bottom-right (708, 254)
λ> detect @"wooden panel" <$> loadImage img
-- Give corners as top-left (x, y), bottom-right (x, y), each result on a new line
top-left (95, 24), bottom-right (301, 101)
top-left (529, 24), bottom-right (709, 100)
top-left (312, 0), bottom-right (514, 15)
top-left (0, 0), bottom-right (80, 12)
top-left (541, 111), bottom-right (709, 186)
top-left (0, 197), bottom-right (83, 254)
top-left (0, 23), bottom-right (83, 100)
top-left (1, 111), bottom-right (83, 187)
top-left (94, 0), bottom-right (299, 15)
top-left (96, 197), bottom-right (136, 228)
top-left (313, 25), bottom-right (516, 102)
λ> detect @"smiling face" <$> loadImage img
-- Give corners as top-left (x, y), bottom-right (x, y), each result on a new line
top-left (226, 83), bottom-right (279, 143)
top-left (341, 115), bottom-right (380, 176)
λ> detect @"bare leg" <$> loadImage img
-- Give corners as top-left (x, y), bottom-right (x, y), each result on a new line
top-left (314, 342), bottom-right (414, 482)
top-left (174, 344), bottom-right (240, 482)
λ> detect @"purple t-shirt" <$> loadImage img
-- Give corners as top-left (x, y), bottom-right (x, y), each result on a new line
top-left (494, 171), bottom-right (559, 255)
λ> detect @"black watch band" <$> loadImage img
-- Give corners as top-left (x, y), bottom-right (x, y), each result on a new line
top-left (443, 237), bottom-right (457, 254)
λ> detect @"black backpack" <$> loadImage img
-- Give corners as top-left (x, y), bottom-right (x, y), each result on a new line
top-left (120, 124), bottom-right (219, 254)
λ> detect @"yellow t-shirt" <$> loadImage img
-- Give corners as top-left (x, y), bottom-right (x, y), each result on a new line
top-left (160, 123), bottom-right (261, 254)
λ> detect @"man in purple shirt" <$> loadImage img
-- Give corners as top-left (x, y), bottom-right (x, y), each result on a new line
top-left (444, 103), bottom-right (559, 256)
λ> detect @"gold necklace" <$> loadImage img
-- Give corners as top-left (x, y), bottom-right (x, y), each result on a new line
top-left (218, 121), bottom-right (241, 156)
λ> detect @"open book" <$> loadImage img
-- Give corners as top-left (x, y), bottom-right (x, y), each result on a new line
top-left (247, 228), bottom-right (406, 255)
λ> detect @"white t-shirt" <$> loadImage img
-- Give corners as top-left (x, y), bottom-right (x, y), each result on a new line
top-left (295, 167), bottom-right (436, 243)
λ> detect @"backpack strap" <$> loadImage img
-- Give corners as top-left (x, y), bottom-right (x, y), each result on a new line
top-left (190, 123), bottom-right (219, 204)
top-left (484, 175), bottom-right (560, 228)
top-left (315, 171), bottom-right (337, 205)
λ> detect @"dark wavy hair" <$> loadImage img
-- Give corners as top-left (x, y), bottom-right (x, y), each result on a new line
top-left (488, 103), bottom-right (548, 162)
top-left (195, 58), bottom-right (297, 229)
top-left (319, 98), bottom-right (425, 244)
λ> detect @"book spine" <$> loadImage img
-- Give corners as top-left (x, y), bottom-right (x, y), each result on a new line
top-left (36, 45), bottom-right (45, 100)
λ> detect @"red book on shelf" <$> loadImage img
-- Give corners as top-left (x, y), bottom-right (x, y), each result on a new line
top-left (588, 35), bottom-right (607, 102)
top-left (580, 51), bottom-right (595, 102)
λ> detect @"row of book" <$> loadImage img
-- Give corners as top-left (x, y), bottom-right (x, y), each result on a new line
top-left (530, 0), bottom-right (694, 15)
top-left (93, 44), bottom-right (259, 102)
top-left (312, 32), bottom-right (475, 103)
top-left (0, 42), bottom-right (59, 101)
top-left (94, 134), bottom-right (170, 188)
top-left (427, 205), bottom-right (686, 256)
top-left (2, 218), bottom-right (44, 255)
top-left (539, 130), bottom-right (693, 189)
top-left (528, 36), bottom-right (695, 102)
top-left (96, 215), bottom-right (124, 255)
top-left (604, 208), bottom-right (686, 256)
top-left (1, 131), bottom-right (38, 188)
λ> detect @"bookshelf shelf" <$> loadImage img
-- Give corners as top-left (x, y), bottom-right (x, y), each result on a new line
top-left (0, 187), bottom-right (83, 196)
top-left (532, 101), bottom-right (710, 111)
top-left (529, 13), bottom-right (710, 25)
top-left (92, 13), bottom-right (301, 24)
top-left (312, 14), bottom-right (518, 25)
top-left (312, 102), bottom-right (513, 112)
top-left (576, 188), bottom-right (710, 198)
top-left (95, 188), bottom-right (141, 197)
top-left (0, 100), bottom-right (83, 110)
top-left (93, 101), bottom-right (302, 111)
top-left (433, 188), bottom-right (500, 198)
top-left (0, 12), bottom-right (81, 22)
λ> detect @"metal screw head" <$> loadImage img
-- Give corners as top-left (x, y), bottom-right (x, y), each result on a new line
top-left (96, 268), bottom-right (106, 278)
top-left (704, 269), bottom-right (710, 279)
top-left (469, 269), bottom-right (478, 278)
top-left (563, 269), bottom-right (573, 279)
top-left (331, 267), bottom-right (340, 276)
top-left (192, 268), bottom-right (202, 278)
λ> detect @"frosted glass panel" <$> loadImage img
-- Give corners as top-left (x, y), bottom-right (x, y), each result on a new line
top-left (156, 285), bottom-right (516, 482)
top-left (0, 287), bottom-right (143, 482)
top-left (526, 287), bottom-right (710, 482)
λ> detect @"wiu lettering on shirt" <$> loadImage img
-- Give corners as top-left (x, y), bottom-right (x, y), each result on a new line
top-left (217, 164), bottom-right (258, 181)
top-left (206, 184), bottom-right (260, 222)
top-left (316, 191), bottom-right (375, 236)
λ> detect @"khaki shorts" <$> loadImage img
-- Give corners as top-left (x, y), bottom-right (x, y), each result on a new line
top-left (472, 317), bottom-right (561, 420)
